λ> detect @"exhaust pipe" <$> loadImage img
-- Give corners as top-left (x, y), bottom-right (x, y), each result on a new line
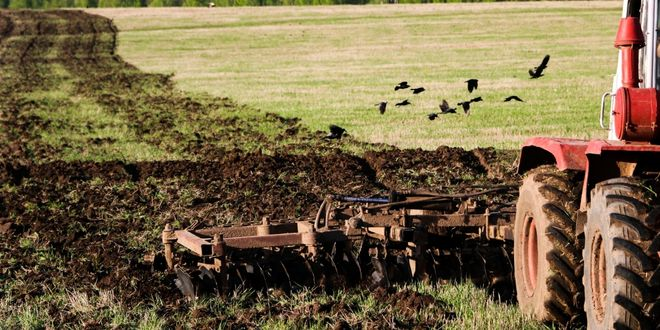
top-left (611, 17), bottom-right (660, 143)
top-left (615, 17), bottom-right (645, 88)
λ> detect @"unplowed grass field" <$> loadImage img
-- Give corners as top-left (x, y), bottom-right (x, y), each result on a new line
top-left (96, 2), bottom-right (619, 150)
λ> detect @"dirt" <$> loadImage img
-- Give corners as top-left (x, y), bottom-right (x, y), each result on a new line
top-left (372, 287), bottom-right (450, 317)
top-left (0, 9), bottom-right (520, 327)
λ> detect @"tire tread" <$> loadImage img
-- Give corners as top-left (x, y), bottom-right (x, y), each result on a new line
top-left (585, 178), bottom-right (660, 329)
top-left (525, 166), bottom-right (584, 324)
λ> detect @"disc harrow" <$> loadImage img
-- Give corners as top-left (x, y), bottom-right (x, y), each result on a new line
top-left (161, 187), bottom-right (517, 300)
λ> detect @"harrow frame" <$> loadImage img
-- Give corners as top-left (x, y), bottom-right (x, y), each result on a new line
top-left (162, 187), bottom-right (517, 298)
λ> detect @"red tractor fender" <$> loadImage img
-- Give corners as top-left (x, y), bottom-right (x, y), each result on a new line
top-left (517, 137), bottom-right (589, 174)
top-left (519, 137), bottom-right (660, 209)
top-left (582, 140), bottom-right (660, 208)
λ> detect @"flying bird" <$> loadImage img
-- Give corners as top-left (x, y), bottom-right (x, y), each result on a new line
top-left (395, 99), bottom-right (411, 107)
top-left (457, 97), bottom-right (483, 115)
top-left (427, 113), bottom-right (439, 121)
top-left (411, 87), bottom-right (425, 94)
top-left (504, 95), bottom-right (524, 102)
top-left (529, 55), bottom-right (550, 79)
top-left (325, 125), bottom-right (346, 140)
top-left (458, 101), bottom-right (472, 115)
top-left (439, 99), bottom-right (457, 114)
top-left (395, 81), bottom-right (410, 91)
top-left (376, 101), bottom-right (387, 114)
top-left (465, 79), bottom-right (478, 93)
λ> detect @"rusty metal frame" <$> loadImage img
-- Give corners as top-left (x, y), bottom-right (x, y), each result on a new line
top-left (163, 190), bottom-right (516, 272)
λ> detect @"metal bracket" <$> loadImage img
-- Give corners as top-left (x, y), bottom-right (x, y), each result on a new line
top-left (600, 92), bottom-right (615, 130)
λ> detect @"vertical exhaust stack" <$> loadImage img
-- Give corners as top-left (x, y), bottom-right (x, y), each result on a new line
top-left (615, 17), bottom-right (645, 88)
top-left (612, 17), bottom-right (660, 143)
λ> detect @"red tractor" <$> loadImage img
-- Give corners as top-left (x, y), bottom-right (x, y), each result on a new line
top-left (514, 1), bottom-right (660, 328)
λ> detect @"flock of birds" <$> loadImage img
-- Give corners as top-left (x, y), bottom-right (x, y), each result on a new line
top-left (325, 54), bottom-right (551, 140)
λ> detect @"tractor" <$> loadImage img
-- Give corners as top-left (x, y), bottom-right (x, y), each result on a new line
top-left (514, 0), bottom-right (660, 328)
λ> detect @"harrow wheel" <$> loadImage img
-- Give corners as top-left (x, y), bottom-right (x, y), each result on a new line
top-left (514, 166), bottom-right (584, 325)
top-left (583, 178), bottom-right (659, 329)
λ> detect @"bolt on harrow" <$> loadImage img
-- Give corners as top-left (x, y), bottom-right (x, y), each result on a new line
top-left (161, 187), bottom-right (518, 299)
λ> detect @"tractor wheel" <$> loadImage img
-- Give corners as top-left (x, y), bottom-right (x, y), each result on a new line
top-left (514, 166), bottom-right (584, 324)
top-left (583, 178), bottom-right (659, 329)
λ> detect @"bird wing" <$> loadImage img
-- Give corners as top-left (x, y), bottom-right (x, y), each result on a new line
top-left (470, 97), bottom-right (483, 103)
top-left (440, 99), bottom-right (449, 112)
top-left (513, 96), bottom-right (523, 102)
top-left (539, 55), bottom-right (550, 70)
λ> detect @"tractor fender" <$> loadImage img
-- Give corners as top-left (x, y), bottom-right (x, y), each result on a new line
top-left (517, 137), bottom-right (589, 175)
top-left (581, 139), bottom-right (660, 209)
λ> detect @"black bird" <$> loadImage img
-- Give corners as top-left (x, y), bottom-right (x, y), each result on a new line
top-left (439, 99), bottom-right (457, 114)
top-left (458, 97), bottom-right (482, 115)
top-left (504, 95), bottom-right (524, 102)
top-left (395, 99), bottom-right (411, 107)
top-left (325, 125), bottom-right (346, 140)
top-left (458, 101), bottom-right (472, 115)
top-left (376, 101), bottom-right (387, 114)
top-left (395, 81), bottom-right (410, 91)
top-left (465, 79), bottom-right (478, 93)
top-left (458, 101), bottom-right (470, 115)
top-left (428, 113), bottom-right (439, 121)
top-left (411, 87), bottom-right (425, 94)
top-left (529, 55), bottom-right (550, 79)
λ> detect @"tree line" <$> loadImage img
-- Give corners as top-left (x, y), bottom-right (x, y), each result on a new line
top-left (2, 0), bottom-right (493, 9)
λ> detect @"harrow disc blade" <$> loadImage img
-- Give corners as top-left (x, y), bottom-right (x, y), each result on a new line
top-left (366, 257), bottom-right (390, 289)
top-left (175, 267), bottom-right (196, 299)
top-left (277, 260), bottom-right (293, 292)
top-left (198, 267), bottom-right (219, 296)
top-left (388, 254), bottom-right (413, 283)
top-left (333, 248), bottom-right (362, 287)
top-left (280, 255), bottom-right (316, 289)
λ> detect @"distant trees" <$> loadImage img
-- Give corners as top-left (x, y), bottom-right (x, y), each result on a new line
top-left (1, 0), bottom-right (495, 8)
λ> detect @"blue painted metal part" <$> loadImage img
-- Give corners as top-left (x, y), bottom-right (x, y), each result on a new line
top-left (332, 195), bottom-right (389, 204)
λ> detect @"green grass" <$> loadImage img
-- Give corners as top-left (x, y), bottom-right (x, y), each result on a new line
top-left (91, 2), bottom-right (619, 150)
top-left (0, 282), bottom-right (551, 329)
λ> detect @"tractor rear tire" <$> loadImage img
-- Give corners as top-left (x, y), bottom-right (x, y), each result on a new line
top-left (514, 166), bottom-right (584, 325)
top-left (583, 178), bottom-right (659, 329)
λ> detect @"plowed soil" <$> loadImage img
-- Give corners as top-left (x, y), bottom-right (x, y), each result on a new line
top-left (0, 10), bottom-right (519, 328)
